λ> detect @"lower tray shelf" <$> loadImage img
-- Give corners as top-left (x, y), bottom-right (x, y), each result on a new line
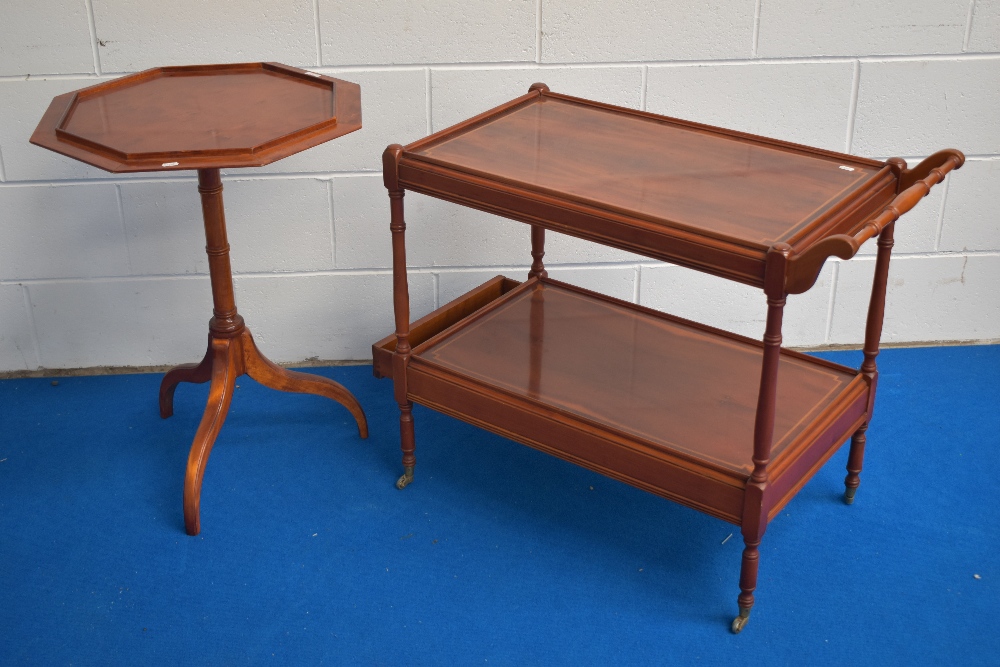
top-left (377, 276), bottom-right (871, 523)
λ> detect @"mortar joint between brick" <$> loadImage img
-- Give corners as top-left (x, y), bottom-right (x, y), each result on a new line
top-left (751, 0), bottom-right (762, 58)
top-left (7, 53), bottom-right (1000, 84)
top-left (83, 0), bottom-right (102, 76)
top-left (327, 180), bottom-right (337, 268)
top-left (535, 0), bottom-right (543, 64)
top-left (846, 60), bottom-right (861, 154)
top-left (640, 66), bottom-right (648, 111)
top-left (425, 68), bottom-right (433, 135)
top-left (963, 0), bottom-right (976, 52)
top-left (824, 262), bottom-right (840, 344)
top-left (114, 184), bottom-right (133, 274)
top-left (21, 283), bottom-right (42, 370)
top-left (933, 177), bottom-right (953, 251)
top-left (313, 0), bottom-right (324, 66)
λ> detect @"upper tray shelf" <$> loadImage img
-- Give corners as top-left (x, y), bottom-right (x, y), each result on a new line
top-left (394, 85), bottom-right (961, 292)
top-left (31, 62), bottom-right (362, 173)
top-left (414, 94), bottom-right (883, 248)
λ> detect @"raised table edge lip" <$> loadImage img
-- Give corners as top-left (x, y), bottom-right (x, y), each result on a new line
top-left (381, 274), bottom-right (871, 525)
top-left (28, 61), bottom-right (362, 173)
top-left (395, 89), bottom-right (897, 255)
top-left (399, 275), bottom-right (872, 482)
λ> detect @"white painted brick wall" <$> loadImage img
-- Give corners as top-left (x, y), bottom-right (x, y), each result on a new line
top-left (645, 62), bottom-right (856, 152)
top-left (830, 255), bottom-right (1000, 344)
top-left (92, 0), bottom-right (317, 73)
top-left (320, 0), bottom-right (536, 65)
top-left (28, 277), bottom-right (212, 369)
top-left (756, 0), bottom-right (970, 57)
top-left (853, 59), bottom-right (1000, 157)
top-left (541, 1), bottom-right (755, 62)
top-left (0, 284), bottom-right (36, 372)
top-left (639, 264), bottom-right (837, 346)
top-left (0, 1), bottom-right (996, 372)
top-left (0, 184), bottom-right (127, 280)
top-left (233, 273), bottom-right (435, 363)
top-left (0, 78), bottom-right (114, 181)
top-left (0, 0), bottom-right (95, 76)
top-left (121, 178), bottom-right (337, 275)
top-left (431, 67), bottom-right (643, 130)
top-left (938, 159), bottom-right (1000, 252)
top-left (969, 1), bottom-right (1000, 52)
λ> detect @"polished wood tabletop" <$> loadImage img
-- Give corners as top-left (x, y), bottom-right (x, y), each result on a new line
top-left (415, 279), bottom-right (855, 476)
top-left (412, 95), bottom-right (883, 248)
top-left (31, 62), bottom-right (361, 172)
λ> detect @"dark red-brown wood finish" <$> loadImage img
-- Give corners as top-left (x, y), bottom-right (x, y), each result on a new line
top-left (30, 62), bottom-right (361, 172)
top-left (375, 84), bottom-right (963, 632)
top-left (31, 63), bottom-right (367, 535)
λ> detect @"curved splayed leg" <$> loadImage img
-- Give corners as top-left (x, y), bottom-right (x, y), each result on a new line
top-left (159, 336), bottom-right (213, 418)
top-left (182, 338), bottom-right (237, 536)
top-left (241, 330), bottom-right (368, 438)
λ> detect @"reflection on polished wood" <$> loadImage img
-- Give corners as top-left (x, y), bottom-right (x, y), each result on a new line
top-left (414, 96), bottom-right (881, 245)
top-left (30, 62), bottom-right (362, 173)
top-left (377, 84), bottom-right (963, 631)
top-left (417, 280), bottom-right (855, 475)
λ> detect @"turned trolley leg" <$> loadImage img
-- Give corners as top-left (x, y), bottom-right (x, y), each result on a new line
top-left (396, 401), bottom-right (416, 489)
top-left (528, 225), bottom-right (548, 279)
top-left (844, 423), bottom-right (867, 504)
top-left (733, 248), bottom-right (788, 633)
top-left (733, 536), bottom-right (761, 633)
top-left (844, 221), bottom-right (895, 507)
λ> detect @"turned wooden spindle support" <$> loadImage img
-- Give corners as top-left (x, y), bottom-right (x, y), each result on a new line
top-left (844, 423), bottom-right (868, 504)
top-left (733, 243), bottom-right (790, 633)
top-left (840, 219), bottom-right (896, 506)
top-left (385, 144), bottom-right (416, 490)
top-left (160, 169), bottom-right (369, 536)
top-left (199, 169), bottom-right (244, 337)
top-left (528, 225), bottom-right (548, 279)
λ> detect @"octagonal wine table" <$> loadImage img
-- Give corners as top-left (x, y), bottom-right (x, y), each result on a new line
top-left (31, 62), bottom-right (368, 535)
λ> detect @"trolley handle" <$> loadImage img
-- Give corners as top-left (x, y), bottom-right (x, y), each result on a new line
top-left (784, 149), bottom-right (964, 294)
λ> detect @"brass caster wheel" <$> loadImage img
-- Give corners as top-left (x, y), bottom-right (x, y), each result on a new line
top-left (844, 487), bottom-right (857, 505)
top-left (731, 610), bottom-right (750, 634)
top-left (395, 466), bottom-right (414, 490)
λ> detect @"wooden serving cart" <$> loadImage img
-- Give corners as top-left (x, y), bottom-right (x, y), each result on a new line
top-left (372, 84), bottom-right (962, 631)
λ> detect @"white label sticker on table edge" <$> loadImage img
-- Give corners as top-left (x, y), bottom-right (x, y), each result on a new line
top-left (162, 162), bottom-right (179, 167)
top-left (839, 165), bottom-right (855, 171)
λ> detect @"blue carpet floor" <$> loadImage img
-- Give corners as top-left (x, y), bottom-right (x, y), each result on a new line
top-left (1, 345), bottom-right (997, 665)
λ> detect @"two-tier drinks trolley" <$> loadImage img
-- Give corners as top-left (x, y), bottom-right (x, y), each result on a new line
top-left (373, 84), bottom-right (962, 632)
